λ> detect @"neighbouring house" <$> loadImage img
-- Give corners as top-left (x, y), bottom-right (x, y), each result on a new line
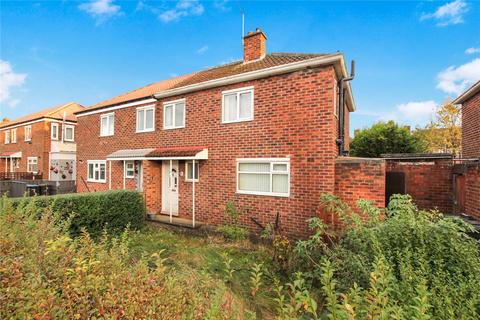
top-left (0, 102), bottom-right (84, 182)
top-left (453, 81), bottom-right (480, 219)
top-left (75, 28), bottom-right (378, 237)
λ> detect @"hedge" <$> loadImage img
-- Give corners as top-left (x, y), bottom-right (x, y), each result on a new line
top-left (8, 190), bottom-right (145, 237)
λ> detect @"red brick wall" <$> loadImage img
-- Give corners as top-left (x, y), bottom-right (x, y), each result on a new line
top-left (243, 30), bottom-right (267, 62)
top-left (0, 121), bottom-right (52, 176)
top-left (465, 163), bottom-right (480, 219)
top-left (386, 158), bottom-right (454, 213)
top-left (334, 157), bottom-right (386, 213)
top-left (77, 66), bottom-right (343, 237)
top-left (462, 92), bottom-right (480, 158)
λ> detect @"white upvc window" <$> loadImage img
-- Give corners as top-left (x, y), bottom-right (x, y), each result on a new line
top-left (51, 123), bottom-right (59, 140)
top-left (125, 161), bottom-right (135, 178)
top-left (11, 129), bottom-right (17, 143)
top-left (185, 161), bottom-right (199, 182)
top-left (236, 158), bottom-right (290, 197)
top-left (137, 105), bottom-right (155, 132)
top-left (163, 99), bottom-right (185, 130)
top-left (4, 131), bottom-right (10, 144)
top-left (87, 160), bottom-right (107, 183)
top-left (64, 125), bottom-right (74, 142)
top-left (24, 125), bottom-right (32, 141)
top-left (222, 86), bottom-right (254, 123)
top-left (100, 113), bottom-right (114, 136)
top-left (27, 157), bottom-right (38, 173)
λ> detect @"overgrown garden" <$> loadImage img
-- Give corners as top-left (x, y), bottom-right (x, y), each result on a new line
top-left (1, 191), bottom-right (479, 319)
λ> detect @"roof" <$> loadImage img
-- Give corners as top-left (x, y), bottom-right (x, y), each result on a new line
top-left (78, 52), bottom-right (353, 114)
top-left (147, 146), bottom-right (207, 158)
top-left (381, 153), bottom-right (453, 160)
top-left (0, 102), bottom-right (85, 129)
top-left (106, 148), bottom-right (155, 160)
top-left (453, 80), bottom-right (480, 104)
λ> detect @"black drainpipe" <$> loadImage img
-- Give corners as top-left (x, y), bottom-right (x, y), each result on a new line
top-left (336, 60), bottom-right (355, 156)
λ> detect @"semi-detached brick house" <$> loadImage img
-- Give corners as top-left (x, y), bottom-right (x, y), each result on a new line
top-left (0, 102), bottom-right (84, 181)
top-left (75, 29), bottom-right (358, 237)
top-left (453, 81), bottom-right (480, 219)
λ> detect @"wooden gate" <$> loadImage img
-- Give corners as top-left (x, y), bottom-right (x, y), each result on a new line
top-left (455, 174), bottom-right (466, 213)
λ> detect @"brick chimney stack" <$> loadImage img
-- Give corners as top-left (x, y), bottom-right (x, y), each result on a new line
top-left (243, 28), bottom-right (267, 62)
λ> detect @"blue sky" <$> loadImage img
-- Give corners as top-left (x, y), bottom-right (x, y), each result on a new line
top-left (1, 0), bottom-right (479, 135)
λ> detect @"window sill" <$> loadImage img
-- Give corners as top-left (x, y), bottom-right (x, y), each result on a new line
top-left (136, 129), bottom-right (155, 133)
top-left (185, 179), bottom-right (199, 183)
top-left (221, 118), bottom-right (253, 125)
top-left (236, 190), bottom-right (289, 198)
top-left (87, 180), bottom-right (107, 184)
top-left (163, 126), bottom-right (185, 130)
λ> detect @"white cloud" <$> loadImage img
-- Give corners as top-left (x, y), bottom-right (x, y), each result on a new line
top-left (436, 58), bottom-right (480, 95)
top-left (396, 101), bottom-right (438, 121)
top-left (0, 60), bottom-right (27, 108)
top-left (420, 0), bottom-right (468, 26)
top-left (159, 0), bottom-right (204, 23)
top-left (465, 47), bottom-right (480, 55)
top-left (79, 0), bottom-right (122, 23)
top-left (213, 0), bottom-right (230, 12)
top-left (197, 45), bottom-right (208, 54)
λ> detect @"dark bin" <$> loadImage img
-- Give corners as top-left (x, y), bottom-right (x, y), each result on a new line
top-left (38, 184), bottom-right (50, 196)
top-left (26, 184), bottom-right (41, 196)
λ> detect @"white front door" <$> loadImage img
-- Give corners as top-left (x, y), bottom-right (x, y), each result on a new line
top-left (162, 160), bottom-right (179, 215)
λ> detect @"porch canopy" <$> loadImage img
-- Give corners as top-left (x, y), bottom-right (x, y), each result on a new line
top-left (106, 146), bottom-right (208, 227)
top-left (0, 151), bottom-right (22, 158)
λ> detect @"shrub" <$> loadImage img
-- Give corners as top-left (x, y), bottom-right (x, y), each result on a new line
top-left (4, 190), bottom-right (145, 237)
top-left (0, 199), bottom-right (247, 319)
top-left (292, 194), bottom-right (480, 319)
top-left (217, 201), bottom-right (249, 241)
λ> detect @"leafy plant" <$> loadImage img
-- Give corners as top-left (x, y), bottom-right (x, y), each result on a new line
top-left (217, 201), bottom-right (249, 241)
top-left (250, 262), bottom-right (264, 297)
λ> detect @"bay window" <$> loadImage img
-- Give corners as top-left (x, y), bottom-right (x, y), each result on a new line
top-left (237, 159), bottom-right (290, 197)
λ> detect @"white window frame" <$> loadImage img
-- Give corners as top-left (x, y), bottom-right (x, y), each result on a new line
top-left (136, 105), bottom-right (156, 133)
top-left (4, 131), bottom-right (10, 144)
top-left (87, 160), bottom-right (107, 183)
top-left (163, 99), bottom-right (185, 130)
top-left (100, 113), bottom-right (115, 137)
top-left (24, 125), bottom-right (32, 141)
top-left (64, 125), bottom-right (75, 142)
top-left (125, 161), bottom-right (135, 179)
top-left (222, 86), bottom-right (254, 124)
top-left (185, 161), bottom-right (199, 182)
top-left (11, 128), bottom-right (17, 143)
top-left (27, 157), bottom-right (38, 173)
top-left (51, 123), bottom-right (59, 140)
top-left (236, 158), bottom-right (290, 197)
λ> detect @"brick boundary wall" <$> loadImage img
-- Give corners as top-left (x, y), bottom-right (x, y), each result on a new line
top-left (465, 162), bottom-right (480, 219)
top-left (334, 157), bottom-right (386, 219)
top-left (385, 158), bottom-right (454, 214)
top-left (462, 92), bottom-right (480, 158)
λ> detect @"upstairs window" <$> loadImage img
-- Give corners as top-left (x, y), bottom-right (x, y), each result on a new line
top-left (137, 106), bottom-right (155, 132)
top-left (51, 123), bottom-right (59, 140)
top-left (27, 157), bottom-right (38, 173)
top-left (24, 125), bottom-right (32, 141)
top-left (236, 159), bottom-right (290, 197)
top-left (222, 87), bottom-right (254, 123)
top-left (163, 100), bottom-right (185, 130)
top-left (100, 113), bottom-right (114, 136)
top-left (64, 125), bottom-right (74, 142)
top-left (4, 131), bottom-right (10, 144)
top-left (88, 160), bottom-right (106, 183)
top-left (11, 129), bottom-right (17, 143)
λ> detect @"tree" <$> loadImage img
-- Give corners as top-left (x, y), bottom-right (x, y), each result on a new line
top-left (413, 100), bottom-right (461, 156)
top-left (350, 121), bottom-right (425, 157)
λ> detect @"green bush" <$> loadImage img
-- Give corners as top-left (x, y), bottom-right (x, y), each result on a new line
top-left (217, 201), bottom-right (249, 241)
top-left (4, 190), bottom-right (145, 236)
top-left (0, 200), bottom-right (245, 319)
top-left (291, 194), bottom-right (480, 319)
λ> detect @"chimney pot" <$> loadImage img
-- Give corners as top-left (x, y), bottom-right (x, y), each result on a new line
top-left (243, 29), bottom-right (267, 62)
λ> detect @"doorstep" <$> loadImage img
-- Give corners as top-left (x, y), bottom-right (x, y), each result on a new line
top-left (146, 213), bottom-right (204, 229)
